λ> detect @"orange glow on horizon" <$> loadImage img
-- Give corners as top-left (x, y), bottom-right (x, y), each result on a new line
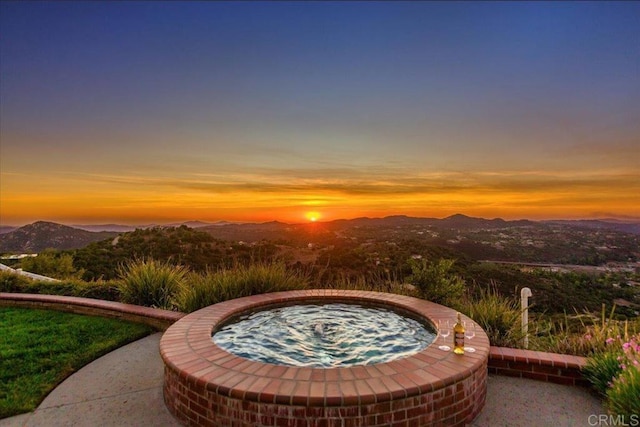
top-left (1, 169), bottom-right (639, 226)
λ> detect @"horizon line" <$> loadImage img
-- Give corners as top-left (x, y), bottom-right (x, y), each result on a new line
top-left (3, 212), bottom-right (640, 229)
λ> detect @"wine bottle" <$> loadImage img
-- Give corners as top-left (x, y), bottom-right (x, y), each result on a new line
top-left (453, 312), bottom-right (465, 355)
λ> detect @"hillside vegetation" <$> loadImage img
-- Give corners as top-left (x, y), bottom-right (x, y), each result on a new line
top-left (1, 221), bottom-right (638, 322)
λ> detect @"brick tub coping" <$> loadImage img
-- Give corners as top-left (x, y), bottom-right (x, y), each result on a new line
top-left (0, 292), bottom-right (184, 330)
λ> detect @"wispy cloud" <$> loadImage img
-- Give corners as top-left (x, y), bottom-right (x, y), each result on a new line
top-left (49, 168), bottom-right (639, 196)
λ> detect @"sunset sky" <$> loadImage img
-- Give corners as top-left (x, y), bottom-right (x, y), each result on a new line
top-left (1, 2), bottom-right (638, 226)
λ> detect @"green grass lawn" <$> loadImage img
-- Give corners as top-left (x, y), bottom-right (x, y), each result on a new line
top-left (0, 307), bottom-right (154, 419)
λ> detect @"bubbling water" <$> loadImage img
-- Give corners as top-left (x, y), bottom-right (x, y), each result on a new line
top-left (212, 303), bottom-right (436, 367)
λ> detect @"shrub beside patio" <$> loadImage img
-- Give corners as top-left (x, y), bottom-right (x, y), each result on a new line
top-left (174, 262), bottom-right (308, 313)
top-left (584, 333), bottom-right (640, 419)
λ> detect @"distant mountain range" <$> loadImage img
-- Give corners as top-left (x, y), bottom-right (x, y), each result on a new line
top-left (71, 220), bottom-right (220, 233)
top-left (1, 214), bottom-right (638, 253)
top-left (326, 214), bottom-right (535, 229)
top-left (0, 221), bottom-right (119, 252)
top-left (0, 220), bottom-right (235, 235)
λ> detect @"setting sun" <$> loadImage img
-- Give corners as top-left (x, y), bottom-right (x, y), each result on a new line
top-left (305, 211), bottom-right (321, 222)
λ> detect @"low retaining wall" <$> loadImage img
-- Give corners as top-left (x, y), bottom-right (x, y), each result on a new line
top-left (0, 292), bottom-right (184, 330)
top-left (488, 347), bottom-right (588, 387)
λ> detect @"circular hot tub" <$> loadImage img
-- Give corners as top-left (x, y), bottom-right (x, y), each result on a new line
top-left (160, 290), bottom-right (489, 426)
top-left (213, 302), bottom-right (437, 368)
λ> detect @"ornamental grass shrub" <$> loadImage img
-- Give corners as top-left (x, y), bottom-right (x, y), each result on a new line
top-left (174, 262), bottom-right (308, 313)
top-left (460, 286), bottom-right (522, 348)
top-left (173, 271), bottom-right (227, 313)
top-left (320, 271), bottom-right (411, 295)
top-left (118, 259), bottom-right (187, 309)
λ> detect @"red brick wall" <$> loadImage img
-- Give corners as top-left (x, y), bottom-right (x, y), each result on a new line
top-left (488, 347), bottom-right (589, 386)
top-left (163, 361), bottom-right (488, 427)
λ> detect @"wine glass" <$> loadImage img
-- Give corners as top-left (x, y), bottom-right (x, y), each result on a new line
top-left (438, 319), bottom-right (451, 351)
top-left (464, 321), bottom-right (476, 353)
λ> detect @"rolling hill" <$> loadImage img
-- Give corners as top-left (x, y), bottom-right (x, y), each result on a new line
top-left (0, 221), bottom-right (118, 253)
top-left (1, 214), bottom-right (638, 253)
